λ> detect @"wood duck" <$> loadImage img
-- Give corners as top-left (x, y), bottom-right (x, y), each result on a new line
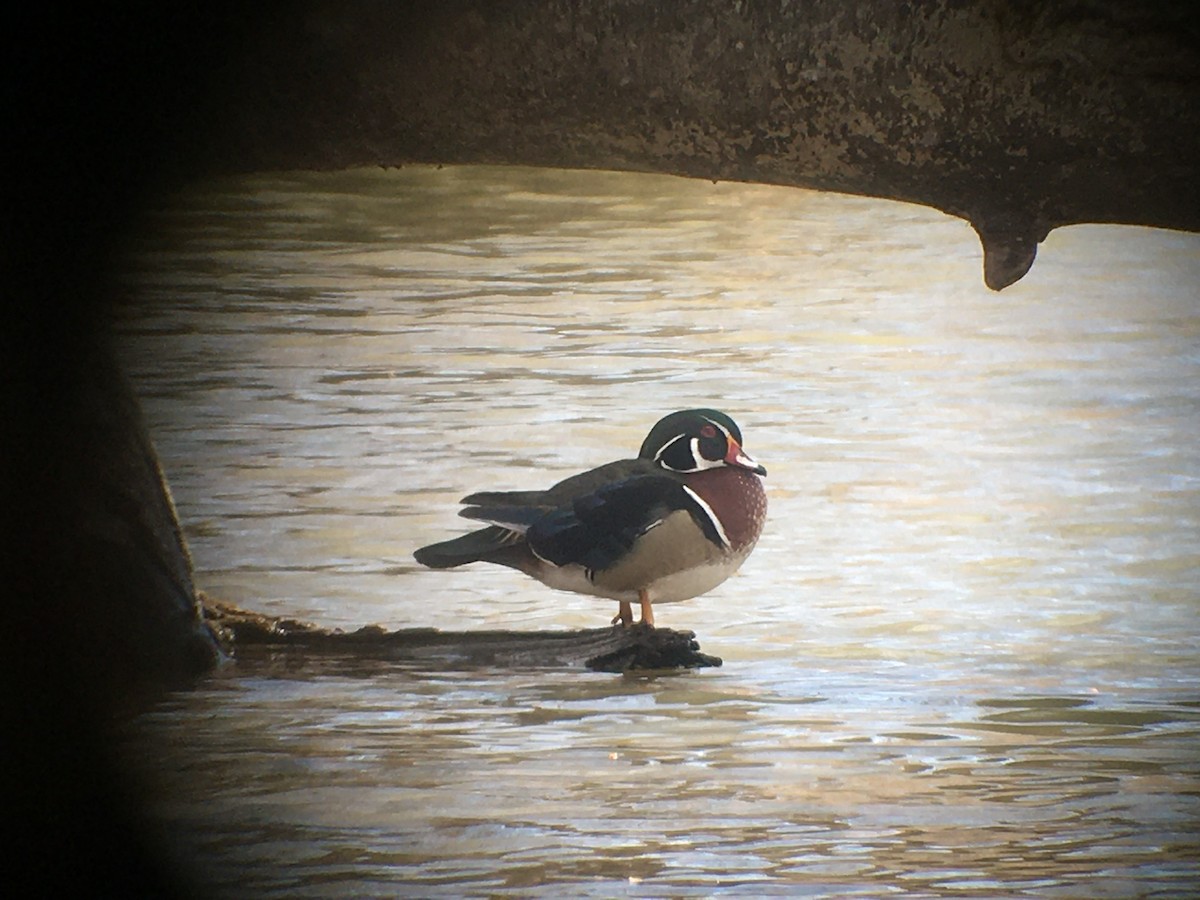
top-left (414, 409), bottom-right (767, 627)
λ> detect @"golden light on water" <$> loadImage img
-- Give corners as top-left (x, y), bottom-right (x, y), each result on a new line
top-left (117, 166), bottom-right (1200, 895)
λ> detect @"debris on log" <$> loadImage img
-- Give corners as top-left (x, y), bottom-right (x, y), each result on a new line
top-left (202, 596), bottom-right (722, 674)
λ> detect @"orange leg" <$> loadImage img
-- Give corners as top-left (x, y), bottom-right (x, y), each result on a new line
top-left (612, 600), bottom-right (633, 626)
top-left (638, 589), bottom-right (655, 627)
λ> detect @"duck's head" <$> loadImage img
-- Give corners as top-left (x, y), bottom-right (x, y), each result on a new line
top-left (639, 408), bottom-right (766, 476)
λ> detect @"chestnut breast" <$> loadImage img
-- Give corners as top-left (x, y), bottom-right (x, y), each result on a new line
top-left (683, 466), bottom-right (767, 552)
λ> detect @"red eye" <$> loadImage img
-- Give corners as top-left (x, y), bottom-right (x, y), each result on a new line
top-left (700, 424), bottom-right (718, 438)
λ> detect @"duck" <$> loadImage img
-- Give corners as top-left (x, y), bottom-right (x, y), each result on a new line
top-left (413, 409), bottom-right (767, 627)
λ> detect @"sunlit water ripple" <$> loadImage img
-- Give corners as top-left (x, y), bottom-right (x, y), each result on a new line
top-left (116, 166), bottom-right (1199, 897)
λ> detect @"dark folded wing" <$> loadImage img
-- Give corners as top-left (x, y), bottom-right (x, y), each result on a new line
top-left (457, 459), bottom-right (662, 533)
top-left (525, 474), bottom-right (715, 572)
top-left (458, 502), bottom-right (547, 531)
top-left (414, 525), bottom-right (522, 568)
top-left (460, 488), bottom-right (551, 509)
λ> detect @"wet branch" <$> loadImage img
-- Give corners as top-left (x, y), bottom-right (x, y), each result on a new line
top-left (202, 596), bottom-right (722, 674)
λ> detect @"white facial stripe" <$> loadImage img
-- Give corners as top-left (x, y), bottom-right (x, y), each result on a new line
top-left (658, 419), bottom-right (738, 472)
top-left (682, 486), bottom-right (731, 548)
top-left (660, 436), bottom-right (721, 473)
top-left (691, 437), bottom-right (724, 470)
top-left (702, 416), bottom-right (734, 443)
top-left (654, 432), bottom-right (688, 462)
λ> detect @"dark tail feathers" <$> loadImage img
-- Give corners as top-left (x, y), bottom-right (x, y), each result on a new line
top-left (413, 525), bottom-right (522, 569)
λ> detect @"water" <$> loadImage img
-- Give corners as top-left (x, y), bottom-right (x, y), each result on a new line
top-left (116, 166), bottom-right (1199, 897)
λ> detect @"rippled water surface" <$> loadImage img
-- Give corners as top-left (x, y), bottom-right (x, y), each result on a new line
top-left (117, 166), bottom-right (1199, 897)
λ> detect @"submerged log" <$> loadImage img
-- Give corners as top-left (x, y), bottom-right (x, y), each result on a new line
top-left (203, 597), bottom-right (722, 674)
